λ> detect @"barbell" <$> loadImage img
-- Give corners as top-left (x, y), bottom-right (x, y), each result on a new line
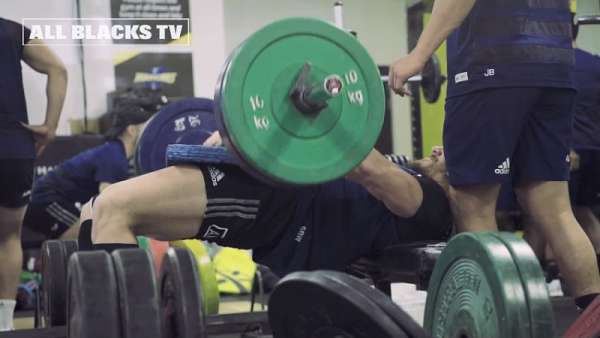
top-left (214, 17), bottom-right (448, 185)
top-left (136, 17), bottom-right (446, 186)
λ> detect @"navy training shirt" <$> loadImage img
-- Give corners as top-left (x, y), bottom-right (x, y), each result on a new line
top-left (446, 0), bottom-right (574, 98)
top-left (0, 18), bottom-right (34, 159)
top-left (253, 165), bottom-right (448, 276)
top-left (31, 140), bottom-right (130, 204)
top-left (572, 48), bottom-right (600, 151)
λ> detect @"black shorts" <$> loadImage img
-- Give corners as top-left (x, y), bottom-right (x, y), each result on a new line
top-left (22, 198), bottom-right (80, 238)
top-left (195, 164), bottom-right (299, 249)
top-left (0, 159), bottom-right (33, 208)
top-left (385, 174), bottom-right (453, 244)
top-left (193, 163), bottom-right (452, 276)
top-left (570, 149), bottom-right (600, 207)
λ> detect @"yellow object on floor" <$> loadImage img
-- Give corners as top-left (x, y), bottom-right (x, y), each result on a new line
top-left (214, 248), bottom-right (256, 295)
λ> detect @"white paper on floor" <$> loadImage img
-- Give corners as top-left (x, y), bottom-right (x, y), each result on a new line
top-left (391, 283), bottom-right (427, 326)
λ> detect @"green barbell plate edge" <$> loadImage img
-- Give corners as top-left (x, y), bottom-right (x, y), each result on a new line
top-left (488, 232), bottom-right (556, 338)
top-left (217, 17), bottom-right (385, 185)
top-left (423, 232), bottom-right (531, 338)
top-left (170, 240), bottom-right (220, 315)
top-left (137, 236), bottom-right (150, 251)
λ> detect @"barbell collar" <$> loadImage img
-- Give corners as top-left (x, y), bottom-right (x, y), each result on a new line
top-left (379, 74), bottom-right (422, 83)
top-left (577, 15), bottom-right (600, 25)
top-left (290, 63), bottom-right (342, 115)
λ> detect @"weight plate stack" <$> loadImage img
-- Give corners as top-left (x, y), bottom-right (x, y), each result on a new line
top-left (424, 232), bottom-right (541, 338)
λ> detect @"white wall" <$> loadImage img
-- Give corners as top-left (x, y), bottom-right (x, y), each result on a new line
top-left (6, 0), bottom-right (413, 155)
top-left (78, 0), bottom-right (227, 119)
top-left (3, 0), bottom-right (228, 135)
top-left (577, 0), bottom-right (600, 54)
top-left (2, 0), bottom-right (84, 135)
top-left (222, 0), bottom-right (413, 155)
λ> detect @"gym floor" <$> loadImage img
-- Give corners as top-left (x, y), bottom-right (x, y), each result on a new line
top-left (11, 291), bottom-right (581, 335)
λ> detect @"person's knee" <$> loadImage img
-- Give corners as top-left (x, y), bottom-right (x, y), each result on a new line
top-left (0, 206), bottom-right (25, 240)
top-left (79, 199), bottom-right (93, 221)
top-left (91, 185), bottom-right (135, 240)
top-left (450, 185), bottom-right (498, 215)
top-left (515, 182), bottom-right (573, 225)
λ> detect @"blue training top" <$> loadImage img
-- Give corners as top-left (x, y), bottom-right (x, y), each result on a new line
top-left (31, 140), bottom-right (130, 204)
top-left (572, 48), bottom-right (600, 151)
top-left (253, 164), bottom-right (451, 276)
top-left (446, 0), bottom-right (574, 98)
top-left (0, 18), bottom-right (34, 159)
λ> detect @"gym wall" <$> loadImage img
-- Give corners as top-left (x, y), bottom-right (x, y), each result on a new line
top-left (577, 0), bottom-right (600, 53)
top-left (2, 0), bottom-right (228, 135)
top-left (6, 0), bottom-right (413, 156)
top-left (222, 0), bottom-right (414, 156)
top-left (2, 0), bottom-right (85, 135)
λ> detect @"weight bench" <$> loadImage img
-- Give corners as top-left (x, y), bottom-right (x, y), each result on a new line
top-left (348, 241), bottom-right (446, 296)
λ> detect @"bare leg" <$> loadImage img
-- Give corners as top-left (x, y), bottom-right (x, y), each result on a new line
top-left (59, 222), bottom-right (80, 240)
top-left (574, 206), bottom-right (600, 254)
top-left (450, 183), bottom-right (501, 233)
top-left (516, 181), bottom-right (600, 297)
top-left (0, 206), bottom-right (25, 299)
top-left (92, 165), bottom-right (207, 244)
top-left (522, 214), bottom-right (547, 262)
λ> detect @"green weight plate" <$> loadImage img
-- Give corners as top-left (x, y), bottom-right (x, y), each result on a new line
top-left (424, 232), bottom-right (531, 338)
top-left (488, 232), bottom-right (556, 338)
top-left (216, 17), bottom-right (385, 185)
top-left (170, 240), bottom-right (220, 315)
top-left (137, 236), bottom-right (150, 250)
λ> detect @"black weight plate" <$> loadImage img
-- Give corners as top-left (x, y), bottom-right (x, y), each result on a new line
top-left (112, 249), bottom-right (162, 338)
top-left (160, 247), bottom-right (207, 338)
top-left (67, 251), bottom-right (121, 338)
top-left (41, 240), bottom-right (69, 326)
top-left (330, 272), bottom-right (428, 338)
top-left (420, 54), bottom-right (445, 104)
top-left (63, 240), bottom-right (79, 256)
top-left (135, 98), bottom-right (217, 175)
top-left (269, 270), bottom-right (406, 338)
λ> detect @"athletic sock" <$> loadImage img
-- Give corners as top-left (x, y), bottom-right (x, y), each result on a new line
top-left (575, 293), bottom-right (599, 310)
top-left (91, 243), bottom-right (138, 253)
top-left (0, 300), bottom-right (16, 331)
top-left (78, 219), bottom-right (94, 251)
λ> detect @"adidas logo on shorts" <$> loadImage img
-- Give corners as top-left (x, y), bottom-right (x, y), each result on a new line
top-left (208, 166), bottom-right (225, 187)
top-left (495, 158), bottom-right (510, 175)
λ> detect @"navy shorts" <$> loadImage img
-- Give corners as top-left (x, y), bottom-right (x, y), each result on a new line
top-left (444, 88), bottom-right (575, 186)
top-left (569, 149), bottom-right (600, 206)
top-left (0, 159), bottom-right (33, 208)
top-left (22, 197), bottom-right (80, 238)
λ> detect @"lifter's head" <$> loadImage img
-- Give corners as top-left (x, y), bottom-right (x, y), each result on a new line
top-left (407, 146), bottom-right (449, 194)
top-left (105, 87), bottom-right (168, 143)
top-left (104, 103), bottom-right (155, 143)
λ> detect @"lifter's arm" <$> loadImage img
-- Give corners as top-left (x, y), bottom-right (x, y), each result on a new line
top-left (389, 0), bottom-right (476, 95)
top-left (22, 39), bottom-right (68, 154)
top-left (347, 150), bottom-right (423, 218)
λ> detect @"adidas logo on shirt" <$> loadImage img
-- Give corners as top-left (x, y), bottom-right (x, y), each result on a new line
top-left (203, 224), bottom-right (229, 240)
top-left (208, 166), bottom-right (225, 187)
top-left (494, 158), bottom-right (510, 175)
